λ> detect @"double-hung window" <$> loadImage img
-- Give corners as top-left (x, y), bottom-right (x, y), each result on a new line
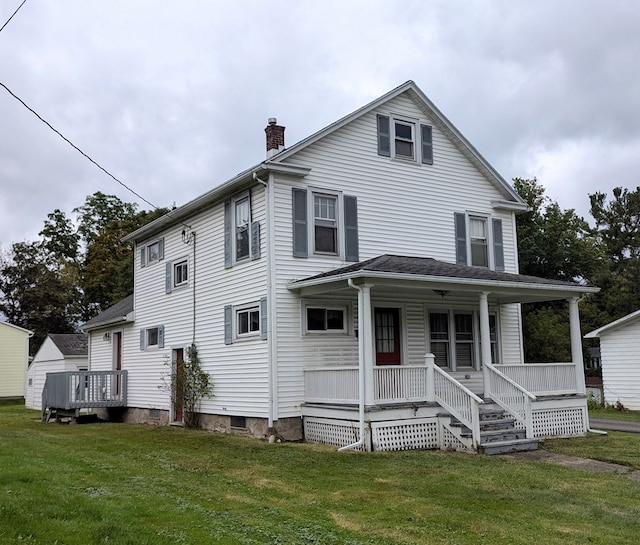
top-left (454, 212), bottom-right (504, 271)
top-left (140, 238), bottom-right (164, 268)
top-left (313, 193), bottom-right (338, 254)
top-left (235, 197), bottom-right (250, 261)
top-left (377, 114), bottom-right (433, 164)
top-left (224, 193), bottom-right (261, 268)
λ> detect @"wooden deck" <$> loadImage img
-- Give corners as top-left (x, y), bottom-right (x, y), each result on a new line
top-left (41, 370), bottom-right (127, 422)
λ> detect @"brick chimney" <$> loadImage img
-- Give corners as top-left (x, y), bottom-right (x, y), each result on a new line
top-left (265, 118), bottom-right (285, 158)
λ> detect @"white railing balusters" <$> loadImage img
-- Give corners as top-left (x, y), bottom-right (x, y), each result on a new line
top-left (494, 363), bottom-right (577, 395)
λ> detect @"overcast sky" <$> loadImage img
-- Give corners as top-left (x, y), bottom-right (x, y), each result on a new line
top-left (1, 0), bottom-right (639, 248)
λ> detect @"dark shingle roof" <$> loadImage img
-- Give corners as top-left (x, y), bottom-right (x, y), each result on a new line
top-left (82, 294), bottom-right (134, 330)
top-left (291, 255), bottom-right (586, 288)
top-left (49, 334), bottom-right (88, 356)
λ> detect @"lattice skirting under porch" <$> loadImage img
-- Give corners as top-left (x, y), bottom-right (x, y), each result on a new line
top-left (304, 417), bottom-right (367, 451)
top-left (304, 417), bottom-right (441, 452)
top-left (532, 407), bottom-right (587, 437)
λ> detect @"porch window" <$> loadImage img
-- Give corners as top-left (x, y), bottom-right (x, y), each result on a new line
top-left (454, 313), bottom-right (474, 368)
top-left (429, 313), bottom-right (450, 367)
top-left (305, 306), bottom-right (346, 333)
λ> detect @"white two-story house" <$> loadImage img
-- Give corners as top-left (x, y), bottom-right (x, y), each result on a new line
top-left (78, 81), bottom-right (597, 453)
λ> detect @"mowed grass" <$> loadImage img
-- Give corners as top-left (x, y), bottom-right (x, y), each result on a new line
top-left (1, 400), bottom-right (639, 545)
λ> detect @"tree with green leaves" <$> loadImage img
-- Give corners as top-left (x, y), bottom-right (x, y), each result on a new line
top-left (513, 178), bottom-right (603, 362)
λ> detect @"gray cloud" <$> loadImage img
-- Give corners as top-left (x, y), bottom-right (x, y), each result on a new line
top-left (1, 0), bottom-right (639, 246)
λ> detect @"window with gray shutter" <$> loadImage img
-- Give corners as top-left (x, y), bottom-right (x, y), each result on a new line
top-left (260, 297), bottom-right (268, 340)
top-left (251, 221), bottom-right (261, 260)
top-left (454, 213), bottom-right (467, 265)
top-left (421, 124), bottom-right (433, 164)
top-left (377, 114), bottom-right (390, 157)
top-left (492, 218), bottom-right (504, 271)
top-left (140, 247), bottom-right (146, 268)
top-left (344, 195), bottom-right (359, 262)
top-left (165, 262), bottom-right (172, 294)
top-left (224, 305), bottom-right (233, 345)
top-left (224, 200), bottom-right (232, 268)
top-left (292, 188), bottom-right (308, 257)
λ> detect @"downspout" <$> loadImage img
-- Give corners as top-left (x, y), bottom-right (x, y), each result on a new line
top-left (339, 278), bottom-right (366, 452)
top-left (253, 171), bottom-right (276, 429)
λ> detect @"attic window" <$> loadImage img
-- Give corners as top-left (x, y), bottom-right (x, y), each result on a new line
top-left (377, 114), bottom-right (433, 164)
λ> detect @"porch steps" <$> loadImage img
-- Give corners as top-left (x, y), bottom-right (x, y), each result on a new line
top-left (451, 407), bottom-right (538, 455)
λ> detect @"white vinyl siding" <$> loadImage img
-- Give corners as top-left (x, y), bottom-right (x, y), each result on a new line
top-left (598, 321), bottom-right (640, 411)
top-left (128, 184), bottom-right (270, 416)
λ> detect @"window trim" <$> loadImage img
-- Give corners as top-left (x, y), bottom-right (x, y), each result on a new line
top-left (427, 308), bottom-right (500, 371)
top-left (140, 238), bottom-right (164, 268)
top-left (303, 302), bottom-right (349, 335)
top-left (173, 259), bottom-right (188, 288)
top-left (140, 325), bottom-right (165, 350)
top-left (378, 113), bottom-right (433, 165)
top-left (309, 188), bottom-right (343, 257)
top-left (235, 304), bottom-right (261, 339)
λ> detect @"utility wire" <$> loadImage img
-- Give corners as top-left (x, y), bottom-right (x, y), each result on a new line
top-left (0, 81), bottom-right (159, 211)
top-left (0, 0), bottom-right (28, 34)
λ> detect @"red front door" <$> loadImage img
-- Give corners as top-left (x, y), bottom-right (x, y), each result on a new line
top-left (375, 308), bottom-right (401, 365)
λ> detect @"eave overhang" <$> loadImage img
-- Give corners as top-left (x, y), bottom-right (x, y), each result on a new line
top-left (288, 269), bottom-right (598, 305)
top-left (123, 162), bottom-right (310, 244)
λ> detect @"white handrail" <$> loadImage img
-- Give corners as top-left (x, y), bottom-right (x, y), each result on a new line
top-left (485, 362), bottom-right (535, 438)
top-left (432, 363), bottom-right (483, 449)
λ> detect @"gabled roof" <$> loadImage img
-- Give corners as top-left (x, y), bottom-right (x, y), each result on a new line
top-left (81, 294), bottom-right (134, 331)
top-left (48, 334), bottom-right (88, 356)
top-left (288, 255), bottom-right (597, 304)
top-left (123, 80), bottom-right (526, 244)
top-left (0, 321), bottom-right (34, 336)
top-left (585, 309), bottom-right (640, 339)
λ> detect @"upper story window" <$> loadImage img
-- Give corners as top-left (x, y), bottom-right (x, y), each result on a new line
top-left (140, 238), bottom-right (164, 268)
top-left (377, 114), bottom-right (433, 165)
top-left (235, 197), bottom-right (250, 261)
top-left (313, 193), bottom-right (338, 254)
top-left (140, 325), bottom-right (165, 350)
top-left (224, 298), bottom-right (268, 344)
top-left (224, 192), bottom-right (261, 268)
top-left (454, 212), bottom-right (504, 271)
top-left (237, 306), bottom-right (260, 337)
top-left (291, 188), bottom-right (359, 262)
top-left (173, 260), bottom-right (188, 287)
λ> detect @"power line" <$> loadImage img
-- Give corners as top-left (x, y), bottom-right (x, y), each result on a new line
top-left (0, 0), bottom-right (28, 34)
top-left (0, 81), bottom-right (160, 211)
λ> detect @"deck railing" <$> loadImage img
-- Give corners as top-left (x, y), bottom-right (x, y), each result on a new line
top-left (494, 363), bottom-right (577, 395)
top-left (374, 365), bottom-right (430, 402)
top-left (304, 367), bottom-right (359, 404)
top-left (485, 363), bottom-right (535, 438)
top-left (42, 370), bottom-right (128, 416)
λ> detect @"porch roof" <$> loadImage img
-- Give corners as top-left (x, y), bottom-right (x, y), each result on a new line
top-left (287, 255), bottom-right (598, 304)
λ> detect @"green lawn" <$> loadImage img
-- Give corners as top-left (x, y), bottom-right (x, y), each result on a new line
top-left (589, 405), bottom-right (640, 422)
top-left (1, 400), bottom-right (639, 545)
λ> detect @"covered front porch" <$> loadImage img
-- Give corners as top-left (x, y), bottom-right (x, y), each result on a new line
top-left (288, 255), bottom-right (598, 453)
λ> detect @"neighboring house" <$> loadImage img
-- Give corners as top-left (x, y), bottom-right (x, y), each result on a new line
top-left (80, 81), bottom-right (598, 453)
top-left (25, 334), bottom-right (88, 411)
top-left (585, 310), bottom-right (640, 411)
top-left (0, 322), bottom-right (33, 399)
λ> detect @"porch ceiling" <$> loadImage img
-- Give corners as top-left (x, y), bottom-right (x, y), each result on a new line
top-left (287, 255), bottom-right (598, 304)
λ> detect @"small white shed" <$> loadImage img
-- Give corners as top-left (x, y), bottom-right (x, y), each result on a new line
top-left (585, 310), bottom-right (640, 411)
top-left (26, 334), bottom-right (88, 411)
top-left (0, 322), bottom-right (33, 398)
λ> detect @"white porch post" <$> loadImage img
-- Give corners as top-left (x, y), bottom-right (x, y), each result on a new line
top-left (569, 297), bottom-right (586, 395)
top-left (479, 291), bottom-right (492, 398)
top-left (361, 284), bottom-right (376, 406)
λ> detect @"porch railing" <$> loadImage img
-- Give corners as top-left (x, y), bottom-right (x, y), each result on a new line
top-left (485, 363), bottom-right (535, 438)
top-left (432, 364), bottom-right (483, 449)
top-left (494, 363), bottom-right (577, 396)
top-left (42, 371), bottom-right (128, 419)
top-left (304, 365), bottom-right (434, 404)
top-left (304, 367), bottom-right (359, 404)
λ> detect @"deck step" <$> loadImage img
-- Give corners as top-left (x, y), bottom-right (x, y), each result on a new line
top-left (480, 438), bottom-right (539, 455)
